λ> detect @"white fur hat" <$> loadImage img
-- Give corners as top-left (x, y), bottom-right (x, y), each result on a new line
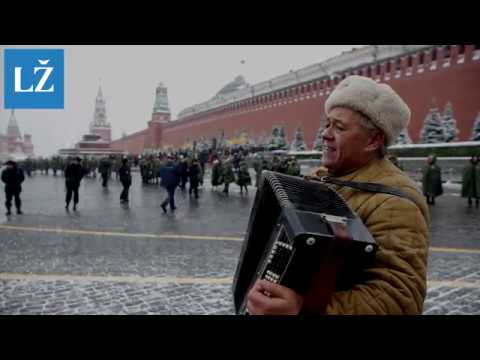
top-left (324, 75), bottom-right (410, 146)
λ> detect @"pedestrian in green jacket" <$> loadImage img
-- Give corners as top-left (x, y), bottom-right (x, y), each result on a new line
top-left (256, 159), bottom-right (270, 187)
top-left (211, 159), bottom-right (223, 190)
top-left (286, 157), bottom-right (301, 177)
top-left (461, 155), bottom-right (480, 208)
top-left (422, 154), bottom-right (443, 205)
top-left (236, 160), bottom-right (252, 195)
top-left (222, 159), bottom-right (235, 195)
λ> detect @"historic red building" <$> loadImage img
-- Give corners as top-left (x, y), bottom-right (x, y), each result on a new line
top-left (59, 84), bottom-right (124, 157)
top-left (0, 110), bottom-right (34, 161)
top-left (111, 45), bottom-right (480, 155)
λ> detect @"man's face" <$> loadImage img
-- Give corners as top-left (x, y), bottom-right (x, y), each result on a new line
top-left (322, 107), bottom-right (379, 176)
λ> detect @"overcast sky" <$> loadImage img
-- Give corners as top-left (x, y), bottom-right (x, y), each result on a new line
top-left (0, 45), bottom-right (364, 156)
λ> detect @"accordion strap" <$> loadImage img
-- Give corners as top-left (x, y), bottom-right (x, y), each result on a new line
top-left (305, 175), bottom-right (418, 205)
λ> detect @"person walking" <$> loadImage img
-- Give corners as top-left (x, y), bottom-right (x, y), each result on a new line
top-left (461, 155), bottom-right (480, 208)
top-left (159, 157), bottom-right (180, 213)
top-left (1, 160), bottom-right (25, 216)
top-left (187, 158), bottom-right (201, 199)
top-left (64, 157), bottom-right (85, 212)
top-left (422, 154), bottom-right (443, 205)
top-left (119, 158), bottom-right (132, 203)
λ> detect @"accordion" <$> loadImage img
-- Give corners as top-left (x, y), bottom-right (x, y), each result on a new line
top-left (232, 171), bottom-right (378, 315)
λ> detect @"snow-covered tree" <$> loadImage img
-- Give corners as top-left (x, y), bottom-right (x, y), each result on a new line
top-left (256, 131), bottom-right (268, 149)
top-left (395, 129), bottom-right (412, 145)
top-left (290, 127), bottom-right (307, 151)
top-left (217, 130), bottom-right (226, 149)
top-left (267, 126), bottom-right (288, 150)
top-left (196, 136), bottom-right (209, 152)
top-left (312, 118), bottom-right (326, 151)
top-left (420, 102), bottom-right (446, 143)
top-left (278, 126), bottom-right (288, 150)
top-left (442, 102), bottom-right (459, 142)
top-left (471, 112), bottom-right (480, 141)
top-left (246, 135), bottom-right (256, 148)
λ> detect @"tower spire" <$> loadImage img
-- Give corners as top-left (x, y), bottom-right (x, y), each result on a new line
top-left (152, 82), bottom-right (171, 115)
top-left (97, 78), bottom-right (103, 98)
top-left (91, 80), bottom-right (109, 128)
top-left (7, 109), bottom-right (21, 140)
top-left (89, 80), bottom-right (112, 143)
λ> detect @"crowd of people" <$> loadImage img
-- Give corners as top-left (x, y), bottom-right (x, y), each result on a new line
top-left (420, 154), bottom-right (479, 208)
top-left (0, 147), bottom-right (305, 216)
top-left (0, 146), bottom-right (477, 217)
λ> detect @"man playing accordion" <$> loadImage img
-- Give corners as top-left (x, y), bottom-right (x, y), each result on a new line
top-left (246, 75), bottom-right (430, 315)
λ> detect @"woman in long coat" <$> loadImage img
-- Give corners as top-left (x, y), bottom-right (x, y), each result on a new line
top-left (422, 154), bottom-right (443, 205)
top-left (461, 155), bottom-right (480, 208)
top-left (211, 159), bottom-right (223, 191)
top-left (222, 159), bottom-right (235, 194)
top-left (256, 159), bottom-right (270, 188)
top-left (236, 160), bottom-right (252, 195)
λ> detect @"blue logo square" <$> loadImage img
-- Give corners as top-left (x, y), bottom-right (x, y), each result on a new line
top-left (4, 49), bottom-right (64, 109)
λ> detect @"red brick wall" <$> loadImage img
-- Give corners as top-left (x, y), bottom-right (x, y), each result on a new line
top-left (111, 129), bottom-right (148, 155)
top-left (162, 94), bottom-right (324, 149)
top-left (113, 45), bottom-right (480, 152)
top-left (388, 46), bottom-right (480, 142)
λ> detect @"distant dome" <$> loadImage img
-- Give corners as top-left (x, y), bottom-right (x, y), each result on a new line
top-left (216, 75), bottom-right (249, 96)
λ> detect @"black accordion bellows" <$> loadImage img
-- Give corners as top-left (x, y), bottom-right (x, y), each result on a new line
top-left (232, 171), bottom-right (378, 314)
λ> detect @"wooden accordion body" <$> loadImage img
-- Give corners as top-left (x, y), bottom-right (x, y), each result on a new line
top-left (232, 171), bottom-right (378, 314)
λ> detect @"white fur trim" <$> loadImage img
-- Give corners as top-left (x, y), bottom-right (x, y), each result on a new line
top-left (324, 75), bottom-right (410, 146)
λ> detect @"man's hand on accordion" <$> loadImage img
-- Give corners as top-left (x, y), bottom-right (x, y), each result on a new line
top-left (246, 279), bottom-right (304, 315)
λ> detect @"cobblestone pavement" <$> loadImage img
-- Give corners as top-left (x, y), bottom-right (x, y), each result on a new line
top-left (0, 171), bottom-right (479, 315)
top-left (0, 279), bottom-right (234, 315)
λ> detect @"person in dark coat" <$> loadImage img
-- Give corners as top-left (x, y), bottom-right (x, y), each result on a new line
top-left (159, 157), bottom-right (180, 213)
top-left (232, 152), bottom-right (241, 170)
top-left (198, 150), bottom-right (209, 184)
top-left (1, 160), bottom-right (25, 216)
top-left (256, 159), bottom-right (270, 188)
top-left (211, 159), bottom-right (223, 191)
top-left (24, 157), bottom-right (33, 177)
top-left (118, 158), bottom-right (132, 203)
top-left (422, 154), bottom-right (443, 205)
top-left (222, 158), bottom-right (235, 194)
top-left (187, 158), bottom-right (201, 199)
top-left (64, 157), bottom-right (84, 211)
top-left (178, 157), bottom-right (188, 192)
top-left (286, 157), bottom-right (301, 177)
top-left (52, 156), bottom-right (61, 176)
top-left (461, 155), bottom-right (480, 208)
top-left (98, 157), bottom-right (112, 187)
top-left (236, 160), bottom-right (251, 195)
top-left (270, 156), bottom-right (286, 173)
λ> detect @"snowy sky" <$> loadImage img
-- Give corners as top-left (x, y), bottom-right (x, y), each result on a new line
top-left (0, 45), bottom-right (364, 156)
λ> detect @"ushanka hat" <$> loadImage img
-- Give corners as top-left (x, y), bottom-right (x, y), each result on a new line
top-left (325, 75), bottom-right (411, 146)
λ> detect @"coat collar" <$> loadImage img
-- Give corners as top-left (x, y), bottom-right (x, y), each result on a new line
top-left (313, 157), bottom-right (388, 182)
top-left (312, 158), bottom-right (392, 202)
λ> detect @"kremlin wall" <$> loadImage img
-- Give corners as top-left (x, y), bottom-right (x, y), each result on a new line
top-left (111, 45), bottom-right (480, 155)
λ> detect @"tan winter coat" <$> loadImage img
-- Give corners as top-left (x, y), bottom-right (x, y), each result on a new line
top-left (313, 157), bottom-right (430, 314)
